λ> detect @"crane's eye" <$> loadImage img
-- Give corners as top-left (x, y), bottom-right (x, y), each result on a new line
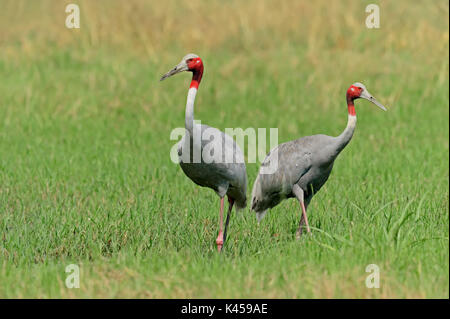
top-left (186, 59), bottom-right (192, 63)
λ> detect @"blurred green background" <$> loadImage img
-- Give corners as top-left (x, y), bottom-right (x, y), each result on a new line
top-left (0, 0), bottom-right (448, 298)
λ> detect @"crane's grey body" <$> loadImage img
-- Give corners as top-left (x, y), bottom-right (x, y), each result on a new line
top-left (178, 123), bottom-right (247, 209)
top-left (251, 82), bottom-right (386, 231)
top-left (251, 132), bottom-right (350, 217)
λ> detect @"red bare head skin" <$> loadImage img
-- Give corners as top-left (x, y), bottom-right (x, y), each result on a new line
top-left (347, 85), bottom-right (363, 100)
top-left (346, 84), bottom-right (363, 116)
top-left (187, 57), bottom-right (204, 89)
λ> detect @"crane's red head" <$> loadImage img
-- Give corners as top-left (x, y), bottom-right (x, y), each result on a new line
top-left (186, 56), bottom-right (203, 73)
top-left (347, 83), bottom-right (365, 100)
top-left (346, 82), bottom-right (387, 116)
top-left (160, 53), bottom-right (204, 89)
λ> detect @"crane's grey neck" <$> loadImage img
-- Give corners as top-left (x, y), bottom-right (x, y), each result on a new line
top-left (334, 114), bottom-right (357, 155)
top-left (185, 87), bottom-right (197, 134)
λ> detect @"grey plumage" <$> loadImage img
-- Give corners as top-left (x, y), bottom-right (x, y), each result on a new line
top-left (251, 134), bottom-right (343, 216)
top-left (178, 123), bottom-right (247, 210)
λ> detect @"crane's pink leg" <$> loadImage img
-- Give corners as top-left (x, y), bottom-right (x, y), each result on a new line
top-left (292, 185), bottom-right (311, 239)
top-left (297, 201), bottom-right (311, 238)
top-left (216, 197), bottom-right (225, 252)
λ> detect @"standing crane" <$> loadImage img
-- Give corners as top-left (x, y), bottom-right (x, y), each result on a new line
top-left (160, 54), bottom-right (247, 252)
top-left (251, 82), bottom-right (386, 238)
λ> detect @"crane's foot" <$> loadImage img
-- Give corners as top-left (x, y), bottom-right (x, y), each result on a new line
top-left (216, 232), bottom-right (224, 252)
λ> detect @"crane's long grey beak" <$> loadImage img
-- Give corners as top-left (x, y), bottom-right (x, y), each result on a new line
top-left (160, 62), bottom-right (188, 81)
top-left (361, 90), bottom-right (387, 111)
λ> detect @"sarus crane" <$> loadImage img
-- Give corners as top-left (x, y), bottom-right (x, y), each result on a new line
top-left (160, 54), bottom-right (247, 252)
top-left (251, 82), bottom-right (386, 238)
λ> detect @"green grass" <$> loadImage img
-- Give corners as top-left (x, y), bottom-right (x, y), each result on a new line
top-left (0, 0), bottom-right (448, 298)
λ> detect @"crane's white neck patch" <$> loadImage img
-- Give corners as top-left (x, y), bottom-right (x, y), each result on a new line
top-left (185, 88), bottom-right (198, 132)
top-left (187, 88), bottom-right (197, 105)
top-left (347, 114), bottom-right (357, 128)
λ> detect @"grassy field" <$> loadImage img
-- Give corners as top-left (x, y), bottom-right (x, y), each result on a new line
top-left (0, 0), bottom-right (448, 298)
